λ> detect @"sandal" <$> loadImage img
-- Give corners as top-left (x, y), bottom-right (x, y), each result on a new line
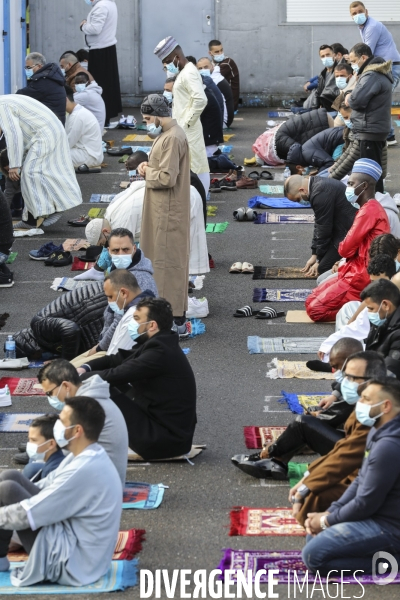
top-left (233, 305), bottom-right (256, 318)
top-left (107, 146), bottom-right (133, 156)
top-left (255, 306), bottom-right (285, 320)
top-left (75, 165), bottom-right (102, 174)
top-left (260, 170), bottom-right (274, 180)
top-left (247, 171), bottom-right (260, 180)
top-left (229, 262), bottom-right (243, 273)
top-left (242, 262), bottom-right (254, 274)
top-left (244, 157), bottom-right (257, 166)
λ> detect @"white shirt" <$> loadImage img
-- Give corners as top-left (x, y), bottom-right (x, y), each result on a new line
top-left (82, 0), bottom-right (118, 50)
top-left (107, 306), bottom-right (136, 355)
top-left (66, 103), bottom-right (104, 165)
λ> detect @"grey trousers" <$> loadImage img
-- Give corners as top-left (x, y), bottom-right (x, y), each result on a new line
top-left (0, 470), bottom-right (39, 557)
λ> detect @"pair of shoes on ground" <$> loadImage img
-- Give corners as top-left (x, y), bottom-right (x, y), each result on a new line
top-left (247, 170), bottom-right (273, 181)
top-left (13, 443), bottom-right (28, 466)
top-left (210, 170), bottom-right (246, 193)
top-left (0, 262), bottom-right (14, 287)
top-left (233, 305), bottom-right (285, 319)
top-left (232, 453), bottom-right (288, 479)
top-left (75, 164), bottom-right (102, 174)
top-left (172, 320), bottom-right (191, 339)
top-left (230, 261), bottom-right (254, 273)
top-left (29, 242), bottom-right (63, 261)
top-left (68, 215), bottom-right (90, 227)
top-left (186, 297), bottom-right (209, 319)
top-left (44, 250), bottom-right (72, 267)
top-left (233, 207), bottom-right (257, 221)
top-left (117, 115), bottom-right (137, 129)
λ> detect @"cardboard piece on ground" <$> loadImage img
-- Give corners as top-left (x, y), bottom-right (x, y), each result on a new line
top-left (122, 134), bottom-right (137, 141)
top-left (127, 444), bottom-right (206, 462)
top-left (285, 310), bottom-right (335, 324)
top-left (120, 181), bottom-right (130, 189)
top-left (63, 239), bottom-right (90, 252)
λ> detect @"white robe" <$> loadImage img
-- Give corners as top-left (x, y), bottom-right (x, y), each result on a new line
top-left (0, 95), bottom-right (82, 218)
top-left (66, 104), bottom-right (104, 168)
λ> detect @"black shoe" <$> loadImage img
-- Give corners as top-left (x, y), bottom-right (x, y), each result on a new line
top-left (306, 360), bottom-right (332, 373)
top-left (231, 452), bottom-right (261, 465)
top-left (219, 177), bottom-right (237, 191)
top-left (107, 146), bottom-right (133, 156)
top-left (18, 443), bottom-right (27, 452)
top-left (209, 178), bottom-right (221, 193)
top-left (13, 451), bottom-right (29, 465)
top-left (0, 268), bottom-right (14, 288)
top-left (52, 251), bottom-right (73, 267)
top-left (68, 216), bottom-right (90, 227)
top-left (78, 245), bottom-right (103, 262)
top-left (234, 457), bottom-right (288, 480)
top-left (387, 135), bottom-right (398, 146)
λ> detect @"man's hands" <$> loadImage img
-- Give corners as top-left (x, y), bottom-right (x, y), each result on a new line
top-left (87, 346), bottom-right (98, 357)
top-left (8, 167), bottom-right (21, 181)
top-left (77, 367), bottom-right (86, 375)
top-left (303, 82), bottom-right (311, 91)
top-left (301, 255), bottom-right (318, 277)
top-left (137, 161), bottom-right (148, 177)
top-left (304, 512), bottom-right (329, 536)
top-left (318, 394), bottom-right (336, 410)
top-left (331, 261), bottom-right (340, 274)
top-left (80, 19), bottom-right (87, 29)
top-left (344, 93), bottom-right (351, 107)
top-left (288, 478), bottom-right (305, 503)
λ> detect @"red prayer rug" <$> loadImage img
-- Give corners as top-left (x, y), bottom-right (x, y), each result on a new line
top-left (0, 378), bottom-right (45, 396)
top-left (71, 257), bottom-right (96, 271)
top-left (229, 507), bottom-right (305, 536)
top-left (244, 425), bottom-right (287, 449)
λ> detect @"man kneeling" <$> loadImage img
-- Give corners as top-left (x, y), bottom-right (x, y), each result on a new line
top-left (0, 397), bottom-right (122, 586)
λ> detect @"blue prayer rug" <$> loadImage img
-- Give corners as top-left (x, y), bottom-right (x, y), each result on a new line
top-left (0, 413), bottom-right (44, 432)
top-left (253, 288), bottom-right (313, 302)
top-left (248, 196), bottom-right (311, 209)
top-left (89, 194), bottom-right (116, 203)
top-left (254, 213), bottom-right (315, 224)
top-left (248, 337), bottom-right (326, 354)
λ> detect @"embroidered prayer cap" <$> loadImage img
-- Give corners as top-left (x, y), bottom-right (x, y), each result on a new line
top-left (352, 158), bottom-right (382, 181)
top-left (85, 219), bottom-right (103, 246)
top-left (154, 36), bottom-right (179, 62)
top-left (141, 94), bottom-right (171, 117)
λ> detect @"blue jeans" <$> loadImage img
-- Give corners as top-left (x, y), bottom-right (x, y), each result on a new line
top-left (388, 64), bottom-right (400, 138)
top-left (302, 519), bottom-right (400, 575)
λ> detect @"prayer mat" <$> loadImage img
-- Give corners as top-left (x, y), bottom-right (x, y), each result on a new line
top-left (218, 144), bottom-right (233, 154)
top-left (391, 107), bottom-right (400, 115)
top-left (253, 266), bottom-right (317, 280)
top-left (266, 358), bottom-right (335, 379)
top-left (244, 425), bottom-right (287, 449)
top-left (122, 146), bottom-right (150, 153)
top-left (128, 444), bottom-right (205, 462)
top-left (13, 228), bottom-right (44, 237)
top-left (0, 378), bottom-right (44, 396)
top-left (206, 222), bottom-right (229, 233)
top-left (223, 134), bottom-right (235, 141)
top-left (254, 212), bottom-right (315, 224)
top-left (253, 288), bottom-right (312, 302)
top-left (248, 196), bottom-right (310, 209)
top-left (0, 413), bottom-right (44, 432)
top-left (62, 239), bottom-right (90, 252)
top-left (286, 310), bottom-right (335, 323)
top-left (123, 134), bottom-right (152, 142)
top-left (55, 277), bottom-right (93, 292)
top-left (88, 207), bottom-right (107, 218)
top-left (5, 252), bottom-right (17, 264)
top-left (288, 462), bottom-right (309, 487)
top-left (279, 390), bottom-right (328, 414)
top-left (395, 120), bottom-right (400, 126)
top-left (89, 194), bottom-right (116, 203)
top-left (123, 482), bottom-right (166, 509)
top-left (120, 181), bottom-right (130, 188)
top-left (71, 257), bottom-right (96, 271)
top-left (189, 275), bottom-right (205, 290)
top-left (0, 313), bottom-right (9, 332)
top-left (258, 184), bottom-right (284, 194)
top-left (217, 549), bottom-right (400, 584)
top-left (248, 336), bottom-right (326, 354)
top-left (229, 507), bottom-right (305, 536)
top-left (268, 111), bottom-right (292, 117)
top-left (0, 560), bottom-right (138, 594)
top-left (206, 205), bottom-right (218, 217)
top-left (122, 133), bottom-right (138, 141)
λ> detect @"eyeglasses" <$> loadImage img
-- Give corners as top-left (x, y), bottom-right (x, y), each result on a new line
top-left (342, 373), bottom-right (371, 383)
top-left (44, 385), bottom-right (60, 398)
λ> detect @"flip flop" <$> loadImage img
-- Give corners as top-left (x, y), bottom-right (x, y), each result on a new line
top-left (229, 262), bottom-right (243, 273)
top-left (244, 157), bottom-right (257, 166)
top-left (255, 306), bottom-right (285, 320)
top-left (260, 170), bottom-right (274, 180)
top-left (75, 165), bottom-right (102, 174)
top-left (242, 262), bottom-right (254, 274)
top-left (233, 305), bottom-right (257, 318)
top-left (247, 171), bottom-right (260, 180)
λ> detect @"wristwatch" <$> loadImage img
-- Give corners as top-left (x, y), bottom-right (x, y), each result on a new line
top-left (290, 495), bottom-right (304, 505)
top-left (320, 515), bottom-right (329, 530)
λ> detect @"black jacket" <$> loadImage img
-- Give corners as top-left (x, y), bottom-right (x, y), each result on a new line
top-left (217, 77), bottom-right (234, 127)
top-left (14, 282), bottom-right (107, 359)
top-left (200, 82), bottom-right (223, 147)
top-left (287, 126), bottom-right (345, 171)
top-left (0, 190), bottom-right (13, 253)
top-left (313, 65), bottom-right (340, 111)
top-left (348, 57), bottom-right (393, 141)
top-left (275, 108), bottom-right (330, 160)
top-left (16, 63), bottom-right (67, 125)
top-left (316, 380), bottom-right (354, 430)
top-left (308, 176), bottom-right (357, 258)
top-left (81, 330), bottom-right (197, 460)
top-left (202, 75), bottom-right (224, 125)
top-left (366, 306), bottom-right (400, 378)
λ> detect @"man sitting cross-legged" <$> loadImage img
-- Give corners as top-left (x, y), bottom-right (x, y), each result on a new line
top-left (232, 338), bottom-right (363, 479)
top-left (65, 85), bottom-right (103, 169)
top-left (22, 414), bottom-right (65, 482)
top-left (0, 397), bottom-right (122, 586)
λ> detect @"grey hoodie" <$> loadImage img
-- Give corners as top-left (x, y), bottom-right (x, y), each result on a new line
top-left (376, 192), bottom-right (400, 238)
top-left (79, 374), bottom-right (128, 484)
top-left (74, 81), bottom-right (106, 131)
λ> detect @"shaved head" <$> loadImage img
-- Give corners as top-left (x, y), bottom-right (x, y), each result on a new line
top-left (284, 175), bottom-right (310, 202)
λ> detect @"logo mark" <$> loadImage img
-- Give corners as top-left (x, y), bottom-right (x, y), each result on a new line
top-left (372, 551), bottom-right (398, 585)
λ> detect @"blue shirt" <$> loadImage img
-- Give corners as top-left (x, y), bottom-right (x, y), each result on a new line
top-left (359, 16), bottom-right (400, 63)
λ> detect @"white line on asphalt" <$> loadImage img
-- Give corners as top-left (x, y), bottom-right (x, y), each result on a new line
top-left (271, 238), bottom-right (295, 241)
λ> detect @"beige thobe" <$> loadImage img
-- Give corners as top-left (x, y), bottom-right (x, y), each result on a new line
top-left (141, 119), bottom-right (190, 316)
top-left (172, 62), bottom-right (209, 175)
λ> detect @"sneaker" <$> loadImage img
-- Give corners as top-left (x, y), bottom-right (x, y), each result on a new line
top-left (29, 242), bottom-right (62, 261)
top-left (13, 451), bottom-right (29, 465)
top-left (0, 270), bottom-right (14, 287)
top-left (186, 297), bottom-right (209, 319)
top-left (219, 177), bottom-right (237, 191)
top-left (172, 320), bottom-right (191, 339)
top-left (44, 251), bottom-right (60, 266)
top-left (387, 135), bottom-right (398, 146)
top-left (209, 178), bottom-right (221, 193)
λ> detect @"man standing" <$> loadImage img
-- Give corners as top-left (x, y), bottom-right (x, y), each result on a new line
top-left (197, 57), bottom-right (234, 128)
top-left (349, 1), bottom-right (400, 145)
top-left (137, 95), bottom-right (190, 330)
top-left (347, 43), bottom-right (393, 193)
top-left (208, 39), bottom-right (240, 112)
top-left (154, 37), bottom-right (210, 196)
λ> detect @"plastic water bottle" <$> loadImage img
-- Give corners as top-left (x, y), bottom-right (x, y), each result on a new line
top-left (283, 166), bottom-right (291, 180)
top-left (5, 335), bottom-right (16, 359)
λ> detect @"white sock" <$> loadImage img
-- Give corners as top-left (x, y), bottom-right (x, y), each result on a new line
top-left (73, 268), bottom-right (105, 281)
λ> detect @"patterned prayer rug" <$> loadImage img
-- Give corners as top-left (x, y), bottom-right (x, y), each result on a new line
top-left (266, 358), bottom-right (335, 379)
top-left (55, 278), bottom-right (93, 292)
top-left (253, 288), bottom-right (313, 302)
top-left (123, 482), bottom-right (165, 509)
top-left (88, 207), bottom-right (107, 219)
top-left (252, 267), bottom-right (317, 280)
top-left (206, 222), bottom-right (229, 233)
top-left (243, 425), bottom-right (287, 449)
top-left (279, 391), bottom-right (328, 414)
top-left (229, 507), bottom-right (305, 536)
top-left (217, 549), bottom-right (400, 584)
top-left (248, 196), bottom-right (310, 209)
top-left (268, 111), bottom-right (292, 117)
top-left (248, 337), bottom-right (326, 354)
top-left (89, 194), bottom-right (116, 203)
top-left (286, 310), bottom-right (335, 323)
top-left (71, 258), bottom-right (96, 271)
top-left (254, 213), bottom-right (315, 224)
top-left (0, 378), bottom-right (44, 396)
top-left (62, 239), bottom-right (90, 252)
top-left (258, 185), bottom-right (284, 194)
top-left (0, 560), bottom-right (137, 594)
top-left (0, 413), bottom-right (44, 432)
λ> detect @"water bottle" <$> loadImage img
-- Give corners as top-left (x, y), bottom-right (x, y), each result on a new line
top-left (5, 335), bottom-right (16, 359)
top-left (283, 166), bottom-right (291, 180)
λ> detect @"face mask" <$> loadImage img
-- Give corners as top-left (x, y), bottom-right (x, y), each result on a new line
top-left (128, 320), bottom-right (151, 341)
top-left (80, 61), bottom-right (88, 69)
top-left (109, 290), bottom-right (126, 316)
top-left (345, 181), bottom-right (364, 204)
top-left (341, 377), bottom-right (360, 405)
top-left (213, 54), bottom-right (225, 62)
top-left (367, 302), bottom-right (387, 327)
top-left (25, 68), bottom-right (34, 79)
top-left (48, 396), bottom-right (65, 411)
top-left (111, 254), bottom-right (132, 269)
top-left (129, 170), bottom-right (136, 177)
top-left (335, 77), bottom-right (348, 89)
top-left (53, 420), bottom-right (77, 448)
top-left (344, 119), bottom-right (353, 129)
top-left (199, 69), bottom-right (211, 77)
top-left (60, 68), bottom-right (66, 76)
top-left (353, 13), bottom-right (367, 26)
top-left (302, 167), bottom-right (311, 176)
top-left (299, 199), bottom-right (309, 206)
top-left (147, 122), bottom-right (162, 136)
top-left (26, 440), bottom-right (49, 461)
top-left (321, 57), bottom-right (334, 68)
top-left (84, 0), bottom-right (93, 5)
top-left (334, 369), bottom-right (344, 383)
top-left (351, 63), bottom-right (359, 74)
top-left (75, 83), bottom-right (87, 93)
top-left (396, 259), bottom-right (400, 272)
top-left (356, 400), bottom-right (384, 427)
top-left (163, 90), bottom-right (173, 103)
top-left (166, 59), bottom-right (179, 76)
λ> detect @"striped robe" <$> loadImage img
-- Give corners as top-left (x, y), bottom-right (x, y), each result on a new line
top-left (0, 95), bottom-right (82, 218)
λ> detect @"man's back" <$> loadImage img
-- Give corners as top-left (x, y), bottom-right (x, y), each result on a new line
top-left (66, 104), bottom-right (103, 159)
top-left (360, 16), bottom-right (400, 62)
top-left (16, 63), bottom-right (66, 125)
top-left (74, 81), bottom-right (106, 131)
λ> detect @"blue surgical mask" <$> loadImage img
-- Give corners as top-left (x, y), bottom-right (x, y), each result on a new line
top-left (25, 68), bottom-right (34, 79)
top-left (302, 167), bottom-right (311, 176)
top-left (335, 76), bottom-right (348, 90)
top-left (213, 54), bottom-right (225, 63)
top-left (351, 63), bottom-right (359, 74)
top-left (341, 377), bottom-right (360, 405)
top-left (334, 369), bottom-right (344, 383)
top-left (53, 420), bottom-right (77, 449)
top-left (26, 440), bottom-right (49, 462)
top-left (367, 302), bottom-right (387, 327)
top-left (355, 400), bottom-right (384, 427)
top-left (163, 90), bottom-right (173, 103)
top-left (60, 68), bottom-right (66, 76)
top-left (396, 259), bottom-right (400, 272)
top-left (299, 199), bottom-right (309, 206)
top-left (344, 119), bottom-right (353, 129)
top-left (166, 60), bottom-right (179, 76)
top-left (353, 13), bottom-right (367, 26)
top-left (109, 290), bottom-right (125, 316)
top-left (75, 83), bottom-right (87, 93)
top-left (321, 57), bottom-right (334, 68)
top-left (128, 320), bottom-right (151, 341)
top-left (199, 69), bottom-right (211, 77)
top-left (111, 254), bottom-right (133, 269)
top-left (48, 396), bottom-right (65, 411)
top-left (84, 0), bottom-right (93, 6)
top-left (345, 181), bottom-right (364, 204)
top-left (129, 170), bottom-right (136, 177)
top-left (147, 122), bottom-right (162, 136)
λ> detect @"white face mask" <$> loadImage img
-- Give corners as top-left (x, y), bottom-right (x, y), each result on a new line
top-left (53, 419), bottom-right (77, 448)
top-left (26, 440), bottom-right (50, 461)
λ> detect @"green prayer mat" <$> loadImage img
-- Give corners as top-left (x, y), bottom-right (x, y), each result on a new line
top-left (118, 155), bottom-right (130, 163)
top-left (88, 208), bottom-right (107, 219)
top-left (288, 462), bottom-right (309, 488)
top-left (6, 252), bottom-right (17, 264)
top-left (206, 222), bottom-right (229, 233)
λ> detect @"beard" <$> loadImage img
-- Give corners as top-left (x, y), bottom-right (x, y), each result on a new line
top-left (135, 332), bottom-right (150, 346)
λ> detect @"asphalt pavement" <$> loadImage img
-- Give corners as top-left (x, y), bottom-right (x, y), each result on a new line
top-left (0, 108), bottom-right (399, 599)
